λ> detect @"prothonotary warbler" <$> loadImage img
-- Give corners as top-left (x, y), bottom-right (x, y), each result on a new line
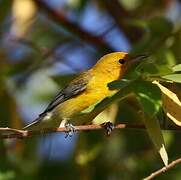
top-left (23, 52), bottom-right (147, 132)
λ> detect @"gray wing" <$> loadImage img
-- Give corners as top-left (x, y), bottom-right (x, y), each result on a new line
top-left (39, 72), bottom-right (92, 117)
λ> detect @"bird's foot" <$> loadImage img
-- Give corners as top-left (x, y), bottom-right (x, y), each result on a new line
top-left (101, 122), bottom-right (114, 136)
top-left (65, 123), bottom-right (76, 138)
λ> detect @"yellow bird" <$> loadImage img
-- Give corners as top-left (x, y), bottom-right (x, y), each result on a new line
top-left (23, 52), bottom-right (146, 131)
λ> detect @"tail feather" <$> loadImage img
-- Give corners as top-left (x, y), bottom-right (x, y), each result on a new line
top-left (23, 112), bottom-right (60, 130)
top-left (23, 116), bottom-right (44, 130)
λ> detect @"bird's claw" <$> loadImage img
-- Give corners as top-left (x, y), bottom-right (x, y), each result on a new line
top-left (101, 122), bottom-right (114, 136)
top-left (65, 123), bottom-right (76, 138)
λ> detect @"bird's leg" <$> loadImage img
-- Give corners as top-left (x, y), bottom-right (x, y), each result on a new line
top-left (64, 122), bottom-right (76, 138)
top-left (101, 121), bottom-right (115, 136)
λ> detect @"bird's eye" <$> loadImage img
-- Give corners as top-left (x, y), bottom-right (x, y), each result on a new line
top-left (118, 59), bottom-right (126, 64)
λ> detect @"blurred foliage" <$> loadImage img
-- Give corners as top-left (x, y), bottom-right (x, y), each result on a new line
top-left (0, 0), bottom-right (181, 179)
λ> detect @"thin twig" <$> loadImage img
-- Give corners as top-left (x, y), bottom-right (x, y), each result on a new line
top-left (144, 157), bottom-right (181, 180)
top-left (0, 123), bottom-right (181, 139)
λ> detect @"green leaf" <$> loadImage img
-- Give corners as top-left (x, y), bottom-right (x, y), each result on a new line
top-left (162, 74), bottom-right (181, 83)
top-left (148, 18), bottom-right (173, 37)
top-left (172, 64), bottom-right (181, 72)
top-left (79, 81), bottom-right (134, 121)
top-left (138, 63), bottom-right (173, 77)
top-left (156, 65), bottom-right (173, 76)
top-left (80, 79), bottom-right (168, 166)
top-left (83, 80), bottom-right (161, 119)
top-left (131, 18), bottom-right (173, 54)
top-left (143, 115), bottom-right (168, 166)
top-left (132, 80), bottom-right (161, 117)
top-left (108, 79), bottom-right (132, 90)
top-left (81, 99), bottom-right (102, 114)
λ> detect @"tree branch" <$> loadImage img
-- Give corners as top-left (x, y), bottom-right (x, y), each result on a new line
top-left (34, 0), bottom-right (113, 53)
top-left (144, 157), bottom-right (181, 180)
top-left (102, 0), bottom-right (143, 43)
top-left (0, 123), bottom-right (181, 139)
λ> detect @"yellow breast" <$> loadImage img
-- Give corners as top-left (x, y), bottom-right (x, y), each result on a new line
top-left (57, 71), bottom-right (118, 119)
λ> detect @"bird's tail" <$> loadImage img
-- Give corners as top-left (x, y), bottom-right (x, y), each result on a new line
top-left (23, 116), bottom-right (44, 131)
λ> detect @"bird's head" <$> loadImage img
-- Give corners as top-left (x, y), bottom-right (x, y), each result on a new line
top-left (93, 52), bottom-right (147, 78)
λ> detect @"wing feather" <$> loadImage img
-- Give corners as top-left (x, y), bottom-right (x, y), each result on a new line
top-left (39, 72), bottom-right (92, 116)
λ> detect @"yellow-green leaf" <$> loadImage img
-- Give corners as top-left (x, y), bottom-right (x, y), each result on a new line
top-left (143, 114), bottom-right (168, 166)
top-left (153, 81), bottom-right (181, 126)
top-left (172, 64), bottom-right (181, 72)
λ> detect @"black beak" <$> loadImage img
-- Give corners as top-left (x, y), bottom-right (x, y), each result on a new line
top-left (129, 54), bottom-right (149, 62)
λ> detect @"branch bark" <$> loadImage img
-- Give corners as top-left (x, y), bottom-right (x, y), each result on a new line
top-left (0, 123), bottom-right (181, 139)
top-left (144, 157), bottom-right (181, 180)
top-left (34, 0), bottom-right (113, 53)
